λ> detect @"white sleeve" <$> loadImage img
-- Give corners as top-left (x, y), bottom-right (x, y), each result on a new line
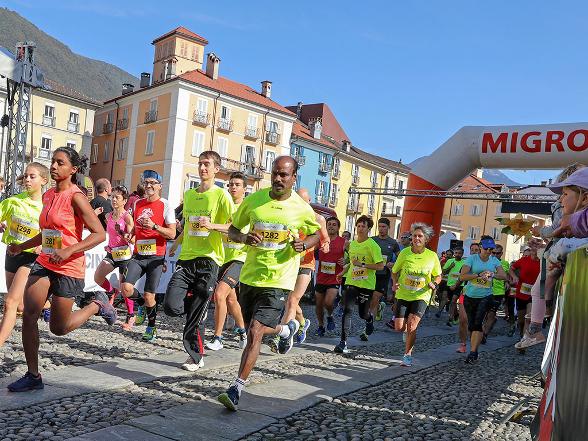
top-left (163, 199), bottom-right (176, 225)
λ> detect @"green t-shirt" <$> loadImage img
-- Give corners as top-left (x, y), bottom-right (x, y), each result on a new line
top-left (223, 202), bottom-right (248, 264)
top-left (0, 192), bottom-right (42, 251)
top-left (232, 188), bottom-right (320, 291)
top-left (344, 238), bottom-right (384, 290)
top-left (179, 185), bottom-right (233, 265)
top-left (492, 259), bottom-right (510, 295)
top-left (443, 258), bottom-right (466, 287)
top-left (392, 247), bottom-right (442, 302)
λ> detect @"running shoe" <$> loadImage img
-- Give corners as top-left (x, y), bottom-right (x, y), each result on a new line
top-left (401, 354), bottom-right (413, 367)
top-left (278, 320), bottom-right (300, 354)
top-left (365, 315), bottom-right (374, 335)
top-left (375, 302), bottom-right (385, 321)
top-left (326, 316), bottom-right (336, 331)
top-left (42, 309), bottom-right (51, 323)
top-left (295, 319), bottom-right (311, 344)
top-left (515, 332), bottom-right (546, 349)
top-left (181, 357), bottom-right (204, 372)
top-left (481, 334), bottom-right (488, 345)
top-left (206, 336), bottom-right (224, 351)
top-left (451, 319), bottom-right (459, 326)
top-left (333, 341), bottom-right (349, 354)
top-left (7, 372), bottom-right (44, 392)
top-left (92, 292), bottom-right (118, 325)
top-left (456, 343), bottom-right (467, 353)
top-left (464, 352), bottom-right (479, 364)
top-left (218, 386), bottom-right (240, 411)
top-left (315, 326), bottom-right (326, 337)
top-left (237, 329), bottom-right (248, 349)
top-left (135, 306), bottom-right (146, 326)
top-left (268, 336), bottom-right (280, 354)
top-left (385, 320), bottom-right (395, 330)
top-left (360, 331), bottom-right (369, 341)
top-left (142, 326), bottom-right (157, 342)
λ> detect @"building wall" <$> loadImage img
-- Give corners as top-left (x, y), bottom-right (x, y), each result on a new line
top-left (152, 35), bottom-right (205, 84)
top-left (290, 141), bottom-right (332, 204)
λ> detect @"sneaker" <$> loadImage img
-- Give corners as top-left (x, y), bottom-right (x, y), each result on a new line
top-left (451, 319), bottom-right (459, 326)
top-left (206, 336), bottom-right (224, 351)
top-left (7, 372), bottom-right (44, 392)
top-left (42, 309), bottom-right (51, 323)
top-left (268, 335), bottom-right (280, 354)
top-left (135, 306), bottom-right (146, 326)
top-left (181, 357), bottom-right (204, 372)
top-left (456, 343), bottom-right (467, 353)
top-left (515, 332), bottom-right (546, 349)
top-left (464, 352), bottom-right (479, 364)
top-left (92, 292), bottom-right (118, 325)
top-left (237, 330), bottom-right (248, 350)
top-left (295, 319), bottom-right (311, 344)
top-left (142, 326), bottom-right (157, 342)
top-left (333, 341), bottom-right (349, 354)
top-left (385, 320), bottom-right (395, 330)
top-left (218, 386), bottom-right (240, 411)
top-left (360, 331), bottom-right (369, 341)
top-left (375, 302), bottom-right (385, 321)
top-left (326, 316), bottom-right (336, 331)
top-left (315, 326), bottom-right (326, 337)
top-left (278, 320), bottom-right (300, 354)
top-left (401, 354), bottom-right (413, 367)
top-left (365, 315), bottom-right (374, 335)
top-left (481, 334), bottom-right (488, 345)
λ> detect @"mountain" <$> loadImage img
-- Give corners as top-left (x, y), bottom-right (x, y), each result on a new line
top-left (0, 7), bottom-right (138, 102)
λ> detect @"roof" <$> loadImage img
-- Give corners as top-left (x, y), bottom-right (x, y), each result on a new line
top-left (452, 174), bottom-right (498, 193)
top-left (291, 120), bottom-right (338, 149)
top-left (287, 103), bottom-right (350, 144)
top-left (349, 145), bottom-right (410, 173)
top-left (43, 78), bottom-right (101, 106)
top-left (152, 27), bottom-right (208, 45)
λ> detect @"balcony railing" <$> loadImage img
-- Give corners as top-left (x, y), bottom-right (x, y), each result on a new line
top-left (368, 205), bottom-right (375, 216)
top-left (220, 157), bottom-right (263, 180)
top-left (42, 115), bottom-right (55, 127)
top-left (294, 154), bottom-right (306, 166)
top-left (117, 118), bottom-right (129, 130)
top-left (145, 110), bottom-right (158, 124)
top-left (103, 122), bottom-right (114, 134)
top-left (352, 175), bottom-right (360, 186)
top-left (347, 201), bottom-right (364, 213)
top-left (217, 118), bottom-right (233, 132)
top-left (244, 126), bottom-right (259, 140)
top-left (332, 168), bottom-right (341, 179)
top-left (192, 111), bottom-right (210, 127)
top-left (319, 162), bottom-right (331, 173)
top-left (442, 217), bottom-right (462, 229)
top-left (329, 197), bottom-right (338, 208)
top-left (35, 147), bottom-right (51, 160)
top-left (316, 195), bottom-right (327, 205)
top-left (67, 121), bottom-right (79, 133)
top-left (265, 131), bottom-right (280, 145)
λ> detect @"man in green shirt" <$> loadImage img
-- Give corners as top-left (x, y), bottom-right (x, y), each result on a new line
top-left (444, 247), bottom-right (465, 327)
top-left (163, 151), bottom-right (233, 372)
top-left (217, 156), bottom-right (320, 411)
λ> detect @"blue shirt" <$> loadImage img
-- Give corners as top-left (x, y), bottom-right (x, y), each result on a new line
top-left (463, 254), bottom-right (502, 298)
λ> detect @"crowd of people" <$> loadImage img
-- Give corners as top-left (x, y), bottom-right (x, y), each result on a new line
top-left (0, 148), bottom-right (586, 415)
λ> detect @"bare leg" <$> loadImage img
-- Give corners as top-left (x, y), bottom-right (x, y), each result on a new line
top-left (22, 276), bottom-right (51, 376)
top-left (94, 260), bottom-right (115, 289)
top-left (315, 291), bottom-right (326, 327)
top-left (49, 296), bottom-right (99, 336)
top-left (405, 314), bottom-right (422, 355)
top-left (324, 288), bottom-right (337, 316)
top-left (282, 273), bottom-right (312, 324)
top-left (226, 289), bottom-right (245, 329)
top-left (369, 291), bottom-right (384, 317)
top-left (213, 282), bottom-right (231, 337)
top-left (458, 304), bottom-right (468, 345)
top-left (0, 271), bottom-right (26, 346)
top-left (237, 320), bottom-right (274, 381)
top-left (470, 330), bottom-right (483, 353)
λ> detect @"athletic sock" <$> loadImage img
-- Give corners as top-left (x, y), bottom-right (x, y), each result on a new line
top-left (125, 297), bottom-right (134, 315)
top-left (278, 324), bottom-right (290, 338)
top-left (100, 280), bottom-right (113, 292)
top-left (299, 317), bottom-right (305, 328)
top-left (233, 378), bottom-right (246, 394)
top-left (146, 305), bottom-right (157, 327)
top-left (234, 327), bottom-right (246, 335)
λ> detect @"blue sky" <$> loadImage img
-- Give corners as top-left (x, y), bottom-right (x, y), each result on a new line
top-left (5, 0), bottom-right (585, 185)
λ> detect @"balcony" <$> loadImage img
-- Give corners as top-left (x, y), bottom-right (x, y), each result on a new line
top-left (265, 131), bottom-right (280, 145)
top-left (244, 126), bottom-right (259, 140)
top-left (332, 168), bottom-right (341, 180)
top-left (294, 154), bottom-right (306, 166)
top-left (329, 197), bottom-right (338, 208)
top-left (441, 217), bottom-right (462, 231)
top-left (220, 157), bottom-right (263, 180)
top-left (145, 110), bottom-right (158, 124)
top-left (192, 111), bottom-right (210, 127)
top-left (382, 206), bottom-right (403, 217)
top-left (42, 115), bottom-right (55, 127)
top-left (117, 118), bottom-right (129, 130)
top-left (67, 121), bottom-right (79, 133)
top-left (347, 201), bottom-right (364, 214)
top-left (351, 175), bottom-right (360, 186)
top-left (103, 122), bottom-right (114, 134)
top-left (368, 205), bottom-right (375, 216)
top-left (35, 147), bottom-right (51, 160)
top-left (316, 195), bottom-right (328, 205)
top-left (217, 118), bottom-right (233, 133)
top-left (319, 162), bottom-right (331, 173)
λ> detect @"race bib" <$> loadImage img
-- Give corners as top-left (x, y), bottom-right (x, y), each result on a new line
top-left (351, 266), bottom-right (368, 281)
top-left (223, 234), bottom-right (244, 250)
top-left (254, 222), bottom-right (290, 250)
top-left (136, 239), bottom-right (156, 256)
top-left (472, 277), bottom-right (492, 289)
top-left (509, 286), bottom-right (517, 297)
top-left (520, 282), bottom-right (533, 295)
top-left (320, 261), bottom-right (336, 275)
top-left (403, 274), bottom-right (426, 291)
top-left (42, 229), bottom-right (62, 254)
top-left (188, 216), bottom-right (210, 237)
top-left (9, 215), bottom-right (39, 242)
top-left (111, 245), bottom-right (132, 262)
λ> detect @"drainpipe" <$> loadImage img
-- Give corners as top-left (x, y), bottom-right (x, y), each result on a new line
top-left (258, 110), bottom-right (270, 190)
top-left (209, 92), bottom-right (221, 151)
top-left (109, 99), bottom-right (119, 182)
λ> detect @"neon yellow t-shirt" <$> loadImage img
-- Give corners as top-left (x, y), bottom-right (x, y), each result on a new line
top-left (492, 259), bottom-right (510, 295)
top-left (232, 188), bottom-right (320, 291)
top-left (393, 247), bottom-right (442, 302)
top-left (223, 202), bottom-right (248, 264)
top-left (443, 258), bottom-right (466, 288)
top-left (0, 192), bottom-right (42, 252)
top-left (179, 185), bottom-right (233, 265)
top-left (344, 238), bottom-right (384, 290)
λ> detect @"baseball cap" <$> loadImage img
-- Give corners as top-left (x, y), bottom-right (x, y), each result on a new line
top-left (480, 238), bottom-right (496, 249)
top-left (142, 170), bottom-right (162, 183)
top-left (548, 167), bottom-right (588, 194)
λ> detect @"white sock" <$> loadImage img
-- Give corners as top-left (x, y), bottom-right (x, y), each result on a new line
top-left (278, 324), bottom-right (290, 338)
top-left (233, 378), bottom-right (246, 394)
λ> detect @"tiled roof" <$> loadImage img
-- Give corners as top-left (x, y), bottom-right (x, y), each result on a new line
top-left (43, 78), bottom-right (101, 106)
top-left (152, 27), bottom-right (208, 45)
top-left (291, 120), bottom-right (338, 149)
top-left (452, 174), bottom-right (498, 193)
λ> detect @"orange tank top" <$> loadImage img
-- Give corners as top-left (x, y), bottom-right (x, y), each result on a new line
top-left (36, 185), bottom-right (85, 278)
top-left (299, 230), bottom-right (316, 269)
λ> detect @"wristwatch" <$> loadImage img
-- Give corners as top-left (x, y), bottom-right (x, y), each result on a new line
top-left (152, 224), bottom-right (158, 231)
top-left (361, 262), bottom-right (366, 268)
top-left (302, 242), bottom-right (307, 251)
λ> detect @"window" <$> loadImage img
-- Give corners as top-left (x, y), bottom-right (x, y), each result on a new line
top-left (180, 41), bottom-right (187, 57)
top-left (103, 141), bottom-right (111, 162)
top-left (368, 194), bottom-right (375, 215)
top-left (145, 131), bottom-right (155, 155)
top-left (452, 203), bottom-right (464, 216)
top-left (106, 111), bottom-right (114, 124)
top-left (197, 98), bottom-right (208, 114)
top-left (216, 137), bottom-right (228, 159)
top-left (122, 107), bottom-right (129, 121)
top-left (491, 227), bottom-right (502, 240)
top-left (398, 179), bottom-right (404, 190)
top-left (43, 104), bottom-right (55, 126)
top-left (315, 180), bottom-right (327, 204)
top-left (243, 145), bottom-right (255, 165)
top-left (192, 131), bottom-right (205, 156)
top-left (330, 183), bottom-right (339, 205)
top-left (470, 204), bottom-right (482, 216)
top-left (40, 136), bottom-right (52, 159)
top-left (264, 150), bottom-right (275, 171)
top-left (468, 226), bottom-right (481, 240)
top-left (267, 120), bottom-right (279, 133)
top-left (91, 144), bottom-right (98, 164)
top-left (191, 45), bottom-right (199, 61)
top-left (385, 175), bottom-right (390, 189)
top-left (247, 114), bottom-right (258, 130)
top-left (66, 141), bottom-right (76, 149)
top-left (112, 179), bottom-right (125, 187)
top-left (117, 137), bottom-right (128, 160)
top-left (351, 164), bottom-right (359, 177)
top-left (220, 105), bottom-right (230, 120)
top-left (370, 171), bottom-right (378, 186)
top-left (495, 203), bottom-right (502, 215)
top-left (345, 215), bottom-right (355, 236)
top-left (68, 111), bottom-right (79, 123)
top-left (333, 157), bottom-right (340, 176)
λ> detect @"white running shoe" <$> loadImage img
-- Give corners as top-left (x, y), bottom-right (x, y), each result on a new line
top-left (206, 336), bottom-right (224, 351)
top-left (181, 357), bottom-right (204, 372)
top-left (515, 332), bottom-right (546, 349)
top-left (238, 332), bottom-right (248, 349)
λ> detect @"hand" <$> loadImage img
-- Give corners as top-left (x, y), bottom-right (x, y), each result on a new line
top-left (337, 257), bottom-right (346, 266)
top-left (547, 260), bottom-right (562, 271)
top-left (428, 282), bottom-right (437, 290)
top-left (352, 259), bottom-right (362, 267)
top-left (244, 231), bottom-right (262, 246)
top-left (532, 225), bottom-right (543, 237)
top-left (123, 232), bottom-right (133, 242)
top-left (169, 247), bottom-right (177, 257)
top-left (336, 271), bottom-right (344, 282)
top-left (527, 237), bottom-right (547, 250)
top-left (320, 241), bottom-right (330, 254)
top-left (392, 282), bottom-right (400, 291)
top-left (0, 222), bottom-right (6, 233)
top-left (510, 275), bottom-right (519, 286)
top-left (386, 262), bottom-right (394, 269)
top-left (552, 215), bottom-right (572, 238)
top-left (198, 216), bottom-right (212, 230)
top-left (292, 238), bottom-right (305, 253)
top-left (7, 243), bottom-right (21, 256)
top-left (139, 217), bottom-right (155, 230)
top-left (49, 248), bottom-right (73, 265)
top-left (94, 207), bottom-right (104, 216)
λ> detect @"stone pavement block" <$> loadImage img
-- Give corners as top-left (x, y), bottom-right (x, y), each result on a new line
top-left (130, 399), bottom-right (276, 441)
top-left (0, 378), bottom-right (72, 411)
top-left (42, 365), bottom-right (134, 393)
top-left (69, 424), bottom-right (172, 440)
top-left (286, 371), bottom-right (369, 399)
top-left (90, 358), bottom-right (193, 384)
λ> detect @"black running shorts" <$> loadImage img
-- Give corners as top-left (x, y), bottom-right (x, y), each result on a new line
top-left (374, 274), bottom-right (390, 295)
top-left (29, 261), bottom-right (84, 299)
top-left (218, 260), bottom-right (243, 290)
top-left (123, 255), bottom-right (165, 294)
top-left (315, 283), bottom-right (340, 294)
top-left (239, 283), bottom-right (288, 329)
top-left (395, 299), bottom-right (428, 319)
top-left (5, 251), bottom-right (37, 273)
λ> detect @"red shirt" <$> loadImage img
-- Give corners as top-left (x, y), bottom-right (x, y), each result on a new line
top-left (512, 255), bottom-right (540, 300)
top-left (133, 197), bottom-right (175, 257)
top-left (317, 236), bottom-right (346, 285)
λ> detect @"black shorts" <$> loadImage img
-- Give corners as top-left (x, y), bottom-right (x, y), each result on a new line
top-left (218, 260), bottom-right (243, 290)
top-left (123, 255), bottom-right (165, 294)
top-left (102, 252), bottom-right (131, 273)
top-left (395, 299), bottom-right (428, 319)
top-left (447, 283), bottom-right (463, 298)
top-left (29, 262), bottom-right (84, 299)
top-left (374, 274), bottom-right (390, 295)
top-left (516, 297), bottom-right (532, 312)
top-left (463, 295), bottom-right (493, 332)
top-left (239, 283), bottom-right (288, 328)
top-left (298, 267), bottom-right (313, 276)
top-left (5, 251), bottom-right (37, 273)
top-left (315, 283), bottom-right (339, 294)
top-left (489, 295), bottom-right (505, 312)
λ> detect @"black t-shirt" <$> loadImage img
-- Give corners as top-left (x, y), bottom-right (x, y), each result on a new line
top-left (90, 195), bottom-right (113, 229)
top-left (371, 235), bottom-right (400, 276)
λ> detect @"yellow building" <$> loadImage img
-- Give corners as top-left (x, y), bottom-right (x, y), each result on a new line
top-left (90, 27), bottom-right (296, 208)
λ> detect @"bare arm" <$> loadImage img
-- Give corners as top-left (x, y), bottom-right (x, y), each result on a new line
top-left (459, 264), bottom-right (480, 282)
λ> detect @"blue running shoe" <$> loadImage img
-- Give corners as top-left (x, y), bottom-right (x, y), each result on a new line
top-left (326, 316), bottom-right (336, 331)
top-left (218, 385), bottom-right (240, 411)
top-left (7, 372), bottom-right (44, 392)
top-left (42, 309), bottom-right (51, 323)
top-left (333, 340), bottom-right (349, 354)
top-left (278, 320), bottom-right (299, 354)
top-left (315, 326), bottom-right (325, 337)
top-left (142, 326), bottom-right (157, 342)
top-left (401, 354), bottom-right (413, 367)
top-left (92, 292), bottom-right (117, 325)
top-left (295, 319), bottom-right (311, 344)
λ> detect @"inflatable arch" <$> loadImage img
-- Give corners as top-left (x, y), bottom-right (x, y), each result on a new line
top-left (400, 123), bottom-right (588, 249)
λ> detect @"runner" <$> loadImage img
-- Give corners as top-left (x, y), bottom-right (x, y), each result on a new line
top-left (120, 170), bottom-right (176, 342)
top-left (370, 218), bottom-right (400, 322)
top-left (0, 163), bottom-right (48, 347)
top-left (314, 216), bottom-right (346, 336)
top-left (459, 235), bottom-right (508, 364)
top-left (7, 147), bottom-right (111, 392)
top-left (469, 242), bottom-right (481, 256)
top-left (93, 185), bottom-right (135, 330)
top-left (90, 178), bottom-right (113, 229)
top-left (125, 182), bottom-right (145, 215)
top-left (334, 215), bottom-right (384, 352)
top-left (398, 232), bottom-right (412, 250)
top-left (481, 244), bottom-right (510, 343)
top-left (217, 156), bottom-right (320, 410)
top-left (509, 242), bottom-right (541, 341)
top-left (437, 248), bottom-right (461, 320)
top-left (204, 171), bottom-right (248, 352)
top-left (391, 223), bottom-right (442, 366)
top-left (385, 231), bottom-right (413, 329)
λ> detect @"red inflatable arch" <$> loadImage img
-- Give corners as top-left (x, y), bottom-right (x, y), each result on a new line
top-left (400, 123), bottom-right (588, 249)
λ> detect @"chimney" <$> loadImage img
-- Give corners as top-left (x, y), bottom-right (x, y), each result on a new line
top-left (121, 83), bottom-right (134, 95)
top-left (474, 168), bottom-right (484, 179)
top-left (261, 80), bottom-right (272, 98)
top-left (296, 102), bottom-right (303, 119)
top-left (309, 118), bottom-right (322, 140)
top-left (342, 140), bottom-right (351, 153)
top-left (140, 72), bottom-right (151, 88)
top-left (541, 180), bottom-right (547, 186)
top-left (205, 53), bottom-right (220, 80)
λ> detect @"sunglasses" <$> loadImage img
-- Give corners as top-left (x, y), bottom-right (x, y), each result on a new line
top-left (143, 180), bottom-right (160, 186)
top-left (492, 251), bottom-right (502, 255)
top-left (401, 236), bottom-right (411, 239)
top-left (482, 247), bottom-right (495, 251)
